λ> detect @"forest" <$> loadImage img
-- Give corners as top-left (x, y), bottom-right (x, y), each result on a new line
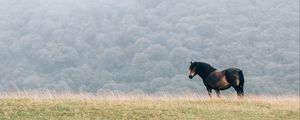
top-left (0, 0), bottom-right (299, 95)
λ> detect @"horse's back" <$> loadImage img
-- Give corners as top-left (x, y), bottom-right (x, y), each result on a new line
top-left (224, 68), bottom-right (242, 72)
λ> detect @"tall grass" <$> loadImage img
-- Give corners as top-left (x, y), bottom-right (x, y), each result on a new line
top-left (0, 91), bottom-right (298, 102)
top-left (0, 91), bottom-right (299, 120)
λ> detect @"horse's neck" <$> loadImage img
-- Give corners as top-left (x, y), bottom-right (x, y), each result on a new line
top-left (198, 68), bottom-right (217, 80)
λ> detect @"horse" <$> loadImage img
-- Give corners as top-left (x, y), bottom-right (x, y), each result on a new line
top-left (188, 61), bottom-right (244, 99)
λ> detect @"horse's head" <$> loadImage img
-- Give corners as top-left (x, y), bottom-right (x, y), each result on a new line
top-left (188, 61), bottom-right (217, 80)
top-left (189, 61), bottom-right (198, 79)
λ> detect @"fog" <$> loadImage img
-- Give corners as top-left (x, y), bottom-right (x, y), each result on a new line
top-left (0, 0), bottom-right (299, 95)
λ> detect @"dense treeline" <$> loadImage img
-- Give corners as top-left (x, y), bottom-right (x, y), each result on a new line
top-left (0, 0), bottom-right (299, 94)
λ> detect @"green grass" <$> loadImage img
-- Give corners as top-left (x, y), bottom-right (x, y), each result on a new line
top-left (0, 94), bottom-right (299, 120)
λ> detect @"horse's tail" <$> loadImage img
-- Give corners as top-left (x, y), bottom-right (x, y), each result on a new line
top-left (238, 70), bottom-right (244, 87)
top-left (238, 70), bottom-right (245, 98)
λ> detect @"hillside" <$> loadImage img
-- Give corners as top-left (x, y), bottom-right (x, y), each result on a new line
top-left (0, 93), bottom-right (299, 120)
top-left (0, 0), bottom-right (299, 94)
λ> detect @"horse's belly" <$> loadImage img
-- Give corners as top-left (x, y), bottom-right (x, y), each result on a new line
top-left (214, 76), bottom-right (231, 90)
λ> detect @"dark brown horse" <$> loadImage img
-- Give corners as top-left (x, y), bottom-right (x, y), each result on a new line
top-left (188, 62), bottom-right (244, 98)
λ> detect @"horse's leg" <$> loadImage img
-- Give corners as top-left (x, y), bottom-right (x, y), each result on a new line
top-left (233, 86), bottom-right (244, 99)
top-left (206, 88), bottom-right (212, 98)
top-left (215, 90), bottom-right (221, 98)
top-left (238, 86), bottom-right (244, 99)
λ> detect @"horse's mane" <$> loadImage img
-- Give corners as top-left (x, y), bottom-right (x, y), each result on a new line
top-left (195, 62), bottom-right (217, 80)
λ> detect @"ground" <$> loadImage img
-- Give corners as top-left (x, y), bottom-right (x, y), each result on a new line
top-left (0, 93), bottom-right (299, 120)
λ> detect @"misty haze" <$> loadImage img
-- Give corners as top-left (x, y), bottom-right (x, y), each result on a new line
top-left (0, 0), bottom-right (299, 95)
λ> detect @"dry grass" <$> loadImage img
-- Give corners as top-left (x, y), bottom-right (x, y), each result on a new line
top-left (0, 91), bottom-right (299, 120)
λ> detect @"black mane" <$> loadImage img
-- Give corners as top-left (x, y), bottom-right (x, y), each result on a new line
top-left (194, 62), bottom-right (217, 80)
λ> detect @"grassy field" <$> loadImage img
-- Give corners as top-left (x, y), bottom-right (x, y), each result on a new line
top-left (0, 92), bottom-right (299, 120)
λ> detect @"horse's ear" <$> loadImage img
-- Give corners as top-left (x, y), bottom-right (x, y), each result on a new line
top-left (190, 61), bottom-right (193, 64)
